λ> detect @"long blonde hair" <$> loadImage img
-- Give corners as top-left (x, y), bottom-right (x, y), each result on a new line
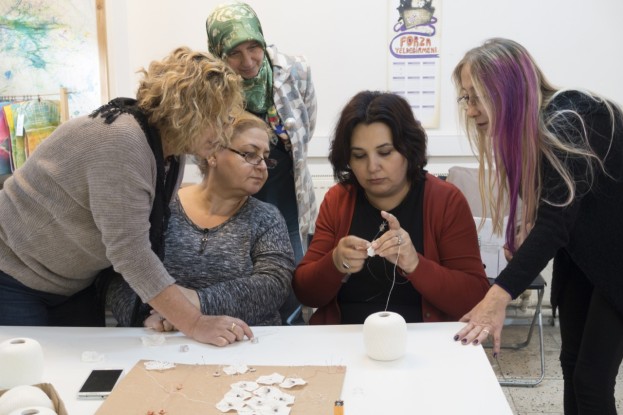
top-left (453, 38), bottom-right (615, 251)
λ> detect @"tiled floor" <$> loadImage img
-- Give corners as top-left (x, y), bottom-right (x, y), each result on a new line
top-left (488, 314), bottom-right (623, 414)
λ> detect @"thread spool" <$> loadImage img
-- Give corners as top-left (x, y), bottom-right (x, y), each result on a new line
top-left (362, 311), bottom-right (407, 361)
top-left (0, 338), bottom-right (44, 389)
top-left (0, 385), bottom-right (54, 415)
top-left (8, 407), bottom-right (57, 415)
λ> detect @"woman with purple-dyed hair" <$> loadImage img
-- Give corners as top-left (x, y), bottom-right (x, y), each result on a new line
top-left (452, 38), bottom-right (623, 414)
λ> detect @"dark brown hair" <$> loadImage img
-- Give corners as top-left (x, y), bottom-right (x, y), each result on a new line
top-left (329, 91), bottom-right (428, 187)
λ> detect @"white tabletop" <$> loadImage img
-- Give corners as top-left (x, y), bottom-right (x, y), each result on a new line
top-left (0, 322), bottom-right (512, 414)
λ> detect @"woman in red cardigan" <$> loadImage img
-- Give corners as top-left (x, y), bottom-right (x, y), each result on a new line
top-left (293, 91), bottom-right (489, 325)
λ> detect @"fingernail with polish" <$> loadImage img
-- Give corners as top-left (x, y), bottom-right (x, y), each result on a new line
top-left (461, 339), bottom-right (467, 345)
top-left (472, 339), bottom-right (479, 345)
top-left (493, 352), bottom-right (498, 358)
top-left (453, 335), bottom-right (459, 341)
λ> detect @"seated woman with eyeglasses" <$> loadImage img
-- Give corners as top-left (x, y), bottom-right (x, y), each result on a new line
top-left (293, 91), bottom-right (490, 325)
top-left (107, 112), bottom-right (294, 328)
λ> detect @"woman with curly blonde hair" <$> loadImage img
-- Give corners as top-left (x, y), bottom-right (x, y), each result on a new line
top-left (0, 47), bottom-right (253, 346)
top-left (453, 38), bottom-right (623, 414)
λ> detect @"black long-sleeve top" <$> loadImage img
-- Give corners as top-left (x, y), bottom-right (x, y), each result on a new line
top-left (495, 91), bottom-right (623, 314)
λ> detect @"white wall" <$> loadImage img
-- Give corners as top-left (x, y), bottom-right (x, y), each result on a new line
top-left (105, 0), bottom-right (623, 177)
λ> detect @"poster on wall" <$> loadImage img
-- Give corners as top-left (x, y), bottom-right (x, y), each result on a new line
top-left (388, 0), bottom-right (441, 128)
top-left (0, 0), bottom-right (103, 117)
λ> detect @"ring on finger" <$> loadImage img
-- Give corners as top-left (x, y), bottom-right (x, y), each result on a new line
top-left (230, 322), bottom-right (237, 332)
top-left (482, 329), bottom-right (490, 336)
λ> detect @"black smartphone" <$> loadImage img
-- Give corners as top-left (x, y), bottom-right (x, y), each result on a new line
top-left (77, 369), bottom-right (124, 399)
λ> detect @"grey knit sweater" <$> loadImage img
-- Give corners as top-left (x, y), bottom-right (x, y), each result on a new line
top-left (0, 114), bottom-right (175, 301)
top-left (108, 196), bottom-right (294, 326)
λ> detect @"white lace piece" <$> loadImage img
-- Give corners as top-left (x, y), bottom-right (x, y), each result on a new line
top-left (231, 381), bottom-right (259, 392)
top-left (225, 388), bottom-right (252, 401)
top-left (278, 377), bottom-right (306, 389)
top-left (140, 334), bottom-right (166, 347)
top-left (216, 398), bottom-right (248, 413)
top-left (255, 372), bottom-right (285, 385)
top-left (143, 360), bottom-right (176, 371)
top-left (215, 370), bottom-right (302, 414)
top-left (223, 364), bottom-right (250, 375)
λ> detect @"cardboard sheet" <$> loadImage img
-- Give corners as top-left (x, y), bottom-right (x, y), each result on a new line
top-left (96, 360), bottom-right (346, 415)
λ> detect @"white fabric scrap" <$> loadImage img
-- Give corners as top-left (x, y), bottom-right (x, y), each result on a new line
top-left (255, 372), bottom-right (285, 385)
top-left (253, 386), bottom-right (293, 402)
top-left (143, 360), bottom-right (176, 371)
top-left (141, 333), bottom-right (166, 346)
top-left (231, 381), bottom-right (259, 391)
top-left (216, 398), bottom-right (248, 413)
top-left (223, 364), bottom-right (250, 375)
top-left (244, 396), bottom-right (267, 409)
top-left (225, 388), bottom-right (252, 401)
top-left (274, 393), bottom-right (295, 405)
top-left (279, 377), bottom-right (306, 388)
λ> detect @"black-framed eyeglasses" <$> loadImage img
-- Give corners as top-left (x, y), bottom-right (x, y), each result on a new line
top-left (457, 94), bottom-right (480, 109)
top-left (226, 147), bottom-right (277, 169)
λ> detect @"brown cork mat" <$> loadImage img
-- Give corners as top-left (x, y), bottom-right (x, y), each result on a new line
top-left (96, 360), bottom-right (346, 415)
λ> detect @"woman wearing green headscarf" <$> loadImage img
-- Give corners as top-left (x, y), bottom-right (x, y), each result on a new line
top-left (207, 2), bottom-right (317, 325)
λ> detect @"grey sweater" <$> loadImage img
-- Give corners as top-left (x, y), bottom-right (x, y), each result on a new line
top-left (0, 114), bottom-right (175, 301)
top-left (108, 196), bottom-right (294, 326)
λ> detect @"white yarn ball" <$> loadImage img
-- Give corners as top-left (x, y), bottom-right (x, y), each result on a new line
top-left (8, 406), bottom-right (57, 415)
top-left (0, 385), bottom-right (54, 415)
top-left (0, 338), bottom-right (44, 389)
top-left (363, 311), bottom-right (407, 361)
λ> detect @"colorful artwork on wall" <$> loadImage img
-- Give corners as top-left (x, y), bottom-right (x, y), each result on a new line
top-left (0, 0), bottom-right (103, 117)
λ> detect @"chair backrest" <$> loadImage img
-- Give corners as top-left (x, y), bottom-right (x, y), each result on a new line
top-left (446, 166), bottom-right (486, 217)
top-left (446, 166), bottom-right (509, 278)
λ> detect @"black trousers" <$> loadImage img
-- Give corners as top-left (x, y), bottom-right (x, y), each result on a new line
top-left (555, 250), bottom-right (623, 415)
top-left (0, 270), bottom-right (104, 327)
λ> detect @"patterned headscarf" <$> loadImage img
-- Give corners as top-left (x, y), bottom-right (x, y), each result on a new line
top-left (206, 2), bottom-right (273, 115)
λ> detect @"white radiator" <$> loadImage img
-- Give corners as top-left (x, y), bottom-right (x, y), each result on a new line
top-left (311, 174), bottom-right (335, 208)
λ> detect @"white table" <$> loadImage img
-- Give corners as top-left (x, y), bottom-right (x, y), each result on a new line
top-left (0, 322), bottom-right (512, 414)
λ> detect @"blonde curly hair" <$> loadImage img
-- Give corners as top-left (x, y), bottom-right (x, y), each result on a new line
top-left (136, 46), bottom-right (244, 155)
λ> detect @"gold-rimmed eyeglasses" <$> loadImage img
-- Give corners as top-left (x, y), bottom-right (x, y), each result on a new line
top-left (457, 94), bottom-right (480, 109)
top-left (227, 147), bottom-right (277, 169)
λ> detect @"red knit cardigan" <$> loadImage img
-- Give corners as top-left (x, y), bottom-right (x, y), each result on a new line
top-left (293, 174), bottom-right (490, 325)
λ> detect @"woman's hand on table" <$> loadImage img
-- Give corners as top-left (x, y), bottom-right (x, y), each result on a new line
top-left (145, 310), bottom-right (176, 332)
top-left (146, 311), bottom-right (254, 346)
top-left (454, 284), bottom-right (512, 355)
top-left (148, 285), bottom-right (254, 346)
top-left (144, 285), bottom-right (200, 332)
top-left (190, 315), bottom-right (254, 346)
